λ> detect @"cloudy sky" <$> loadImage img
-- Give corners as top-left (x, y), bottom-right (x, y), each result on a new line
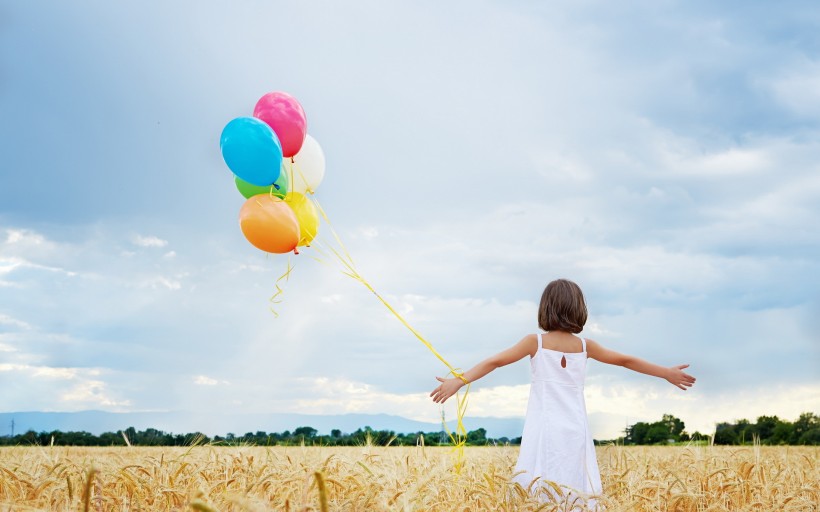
top-left (1, 1), bottom-right (818, 439)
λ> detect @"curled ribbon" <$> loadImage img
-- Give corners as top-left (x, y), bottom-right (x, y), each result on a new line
top-left (268, 256), bottom-right (293, 318)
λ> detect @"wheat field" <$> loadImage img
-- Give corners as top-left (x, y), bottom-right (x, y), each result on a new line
top-left (0, 444), bottom-right (816, 511)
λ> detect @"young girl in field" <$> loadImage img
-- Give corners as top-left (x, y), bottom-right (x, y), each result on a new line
top-left (430, 279), bottom-right (696, 507)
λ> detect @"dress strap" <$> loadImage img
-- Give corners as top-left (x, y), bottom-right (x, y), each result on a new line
top-left (537, 332), bottom-right (543, 352)
top-left (579, 336), bottom-right (587, 352)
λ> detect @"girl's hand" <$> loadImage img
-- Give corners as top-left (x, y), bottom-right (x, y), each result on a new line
top-left (430, 376), bottom-right (465, 404)
top-left (666, 364), bottom-right (696, 390)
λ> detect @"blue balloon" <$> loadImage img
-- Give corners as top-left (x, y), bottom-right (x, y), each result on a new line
top-left (220, 117), bottom-right (283, 186)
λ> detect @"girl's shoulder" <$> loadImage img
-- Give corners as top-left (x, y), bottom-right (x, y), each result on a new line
top-left (510, 333), bottom-right (540, 358)
top-left (525, 333), bottom-right (539, 357)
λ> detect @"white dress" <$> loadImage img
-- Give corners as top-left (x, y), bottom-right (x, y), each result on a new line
top-left (512, 333), bottom-right (602, 507)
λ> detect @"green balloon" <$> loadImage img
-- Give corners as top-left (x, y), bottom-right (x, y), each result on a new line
top-left (234, 169), bottom-right (289, 199)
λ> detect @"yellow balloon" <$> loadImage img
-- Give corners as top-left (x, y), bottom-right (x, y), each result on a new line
top-left (285, 192), bottom-right (319, 247)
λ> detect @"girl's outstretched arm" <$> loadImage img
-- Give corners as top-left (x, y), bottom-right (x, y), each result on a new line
top-left (430, 334), bottom-right (536, 404)
top-left (586, 339), bottom-right (696, 390)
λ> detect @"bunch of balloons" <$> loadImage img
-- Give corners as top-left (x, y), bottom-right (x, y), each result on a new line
top-left (220, 92), bottom-right (471, 469)
top-left (220, 92), bottom-right (326, 254)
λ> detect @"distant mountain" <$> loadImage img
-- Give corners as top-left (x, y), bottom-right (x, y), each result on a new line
top-left (0, 411), bottom-right (525, 439)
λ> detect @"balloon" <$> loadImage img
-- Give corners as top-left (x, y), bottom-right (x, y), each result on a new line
top-left (285, 192), bottom-right (319, 247)
top-left (220, 117), bottom-right (282, 187)
top-left (239, 194), bottom-right (300, 253)
top-left (253, 92), bottom-right (307, 158)
top-left (281, 135), bottom-right (326, 194)
top-left (235, 169), bottom-right (289, 199)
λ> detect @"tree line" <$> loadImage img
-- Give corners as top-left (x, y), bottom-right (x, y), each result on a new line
top-left (605, 412), bottom-right (819, 446)
top-left (712, 412), bottom-right (819, 445)
top-left (1, 412), bottom-right (816, 447)
top-left (0, 425), bottom-right (514, 447)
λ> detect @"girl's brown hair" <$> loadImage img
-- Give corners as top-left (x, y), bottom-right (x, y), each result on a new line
top-left (538, 279), bottom-right (587, 333)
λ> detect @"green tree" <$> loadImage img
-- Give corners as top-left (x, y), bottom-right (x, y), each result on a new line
top-left (626, 422), bottom-right (649, 444)
top-left (753, 415), bottom-right (780, 442)
top-left (798, 428), bottom-right (820, 445)
top-left (466, 428), bottom-right (487, 445)
top-left (736, 419), bottom-right (753, 444)
top-left (662, 414), bottom-right (685, 439)
top-left (714, 422), bottom-right (738, 445)
top-left (645, 423), bottom-right (671, 444)
top-left (770, 421), bottom-right (792, 444)
top-left (792, 413), bottom-right (819, 444)
top-left (690, 431), bottom-right (707, 442)
top-left (293, 426), bottom-right (318, 439)
top-left (123, 427), bottom-right (137, 444)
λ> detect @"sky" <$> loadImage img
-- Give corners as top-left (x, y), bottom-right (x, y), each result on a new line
top-left (0, 0), bottom-right (818, 440)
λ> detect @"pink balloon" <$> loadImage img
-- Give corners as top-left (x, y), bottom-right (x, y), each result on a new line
top-left (253, 92), bottom-right (307, 158)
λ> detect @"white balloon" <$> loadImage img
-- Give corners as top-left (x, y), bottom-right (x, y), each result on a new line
top-left (282, 134), bottom-right (325, 194)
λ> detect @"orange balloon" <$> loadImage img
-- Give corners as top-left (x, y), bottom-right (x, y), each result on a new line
top-left (239, 194), bottom-right (300, 253)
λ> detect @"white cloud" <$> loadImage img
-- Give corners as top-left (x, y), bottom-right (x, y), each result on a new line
top-left (236, 263), bottom-right (268, 273)
top-left (0, 256), bottom-right (76, 278)
top-left (584, 377), bottom-right (820, 439)
top-left (531, 150), bottom-right (594, 183)
top-left (0, 363), bottom-right (77, 380)
top-left (0, 363), bottom-right (29, 372)
top-left (0, 313), bottom-right (31, 330)
top-left (767, 61), bottom-right (820, 117)
top-left (279, 377), bottom-right (527, 432)
top-left (138, 276), bottom-right (182, 291)
top-left (5, 229), bottom-right (47, 245)
top-left (0, 207), bottom-right (815, 435)
top-left (291, 377), bottom-right (433, 416)
top-left (0, 363), bottom-right (131, 409)
top-left (61, 380), bottom-right (131, 408)
top-left (260, 375), bottom-right (820, 440)
top-left (359, 227), bottom-right (379, 240)
top-left (664, 146), bottom-right (771, 177)
top-left (33, 367), bottom-right (78, 379)
top-left (584, 321), bottom-right (619, 338)
top-left (132, 235), bottom-right (168, 248)
top-left (194, 375), bottom-right (228, 386)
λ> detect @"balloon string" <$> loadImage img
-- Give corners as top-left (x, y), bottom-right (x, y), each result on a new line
top-left (309, 196), bottom-right (357, 270)
top-left (306, 195), bottom-right (470, 472)
top-left (268, 256), bottom-right (294, 318)
top-left (440, 387), bottom-right (471, 471)
top-left (287, 157), bottom-right (317, 196)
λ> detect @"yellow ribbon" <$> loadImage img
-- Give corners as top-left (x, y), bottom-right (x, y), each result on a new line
top-left (292, 183), bottom-right (470, 472)
top-left (268, 256), bottom-right (294, 318)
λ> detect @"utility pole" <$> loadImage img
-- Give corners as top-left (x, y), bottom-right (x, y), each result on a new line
top-left (440, 408), bottom-right (447, 444)
top-left (10, 418), bottom-right (14, 438)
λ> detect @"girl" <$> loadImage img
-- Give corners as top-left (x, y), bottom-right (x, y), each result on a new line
top-left (430, 278), bottom-right (696, 506)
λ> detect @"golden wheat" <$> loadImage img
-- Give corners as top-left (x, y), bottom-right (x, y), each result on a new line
top-left (0, 444), bottom-right (816, 511)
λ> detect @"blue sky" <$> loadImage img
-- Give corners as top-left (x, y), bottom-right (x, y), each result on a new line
top-left (1, 0), bottom-right (818, 439)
